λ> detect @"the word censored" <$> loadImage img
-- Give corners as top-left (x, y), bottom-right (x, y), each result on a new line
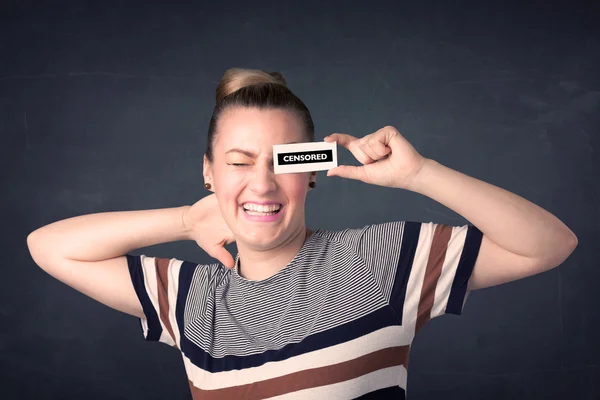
top-left (273, 141), bottom-right (338, 174)
top-left (278, 150), bottom-right (334, 165)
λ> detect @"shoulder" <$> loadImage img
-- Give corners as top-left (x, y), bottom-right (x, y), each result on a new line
top-left (189, 261), bottom-right (231, 286)
top-left (312, 221), bottom-right (407, 252)
top-left (312, 225), bottom-right (363, 247)
top-left (313, 221), bottom-right (408, 244)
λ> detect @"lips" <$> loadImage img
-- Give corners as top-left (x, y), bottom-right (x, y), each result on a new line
top-left (240, 203), bottom-right (285, 222)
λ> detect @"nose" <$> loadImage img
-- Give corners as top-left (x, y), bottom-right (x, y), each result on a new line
top-left (249, 161), bottom-right (277, 195)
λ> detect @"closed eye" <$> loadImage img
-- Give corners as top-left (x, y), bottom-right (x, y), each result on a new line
top-left (228, 163), bottom-right (249, 166)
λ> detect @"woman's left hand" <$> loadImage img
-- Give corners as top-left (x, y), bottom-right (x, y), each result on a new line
top-left (324, 126), bottom-right (428, 190)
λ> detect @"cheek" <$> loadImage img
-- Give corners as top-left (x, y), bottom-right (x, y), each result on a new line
top-left (280, 177), bottom-right (309, 202)
top-left (217, 173), bottom-right (246, 201)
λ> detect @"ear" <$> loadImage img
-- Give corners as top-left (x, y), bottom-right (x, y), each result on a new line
top-left (309, 171), bottom-right (317, 188)
top-left (203, 154), bottom-right (213, 184)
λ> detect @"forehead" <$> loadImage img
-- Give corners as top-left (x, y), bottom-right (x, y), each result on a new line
top-left (215, 107), bottom-right (306, 152)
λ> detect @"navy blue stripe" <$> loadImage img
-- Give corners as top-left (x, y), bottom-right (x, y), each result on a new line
top-left (389, 221), bottom-right (421, 325)
top-left (175, 260), bottom-right (197, 345)
top-left (126, 254), bottom-right (162, 342)
top-left (446, 225), bottom-right (483, 315)
top-left (354, 386), bottom-right (406, 399)
top-left (180, 303), bottom-right (399, 373)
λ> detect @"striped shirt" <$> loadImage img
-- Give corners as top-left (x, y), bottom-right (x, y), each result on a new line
top-left (127, 220), bottom-right (483, 399)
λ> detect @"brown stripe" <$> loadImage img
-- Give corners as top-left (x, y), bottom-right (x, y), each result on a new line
top-left (188, 345), bottom-right (409, 400)
top-left (155, 257), bottom-right (178, 349)
top-left (415, 224), bottom-right (452, 334)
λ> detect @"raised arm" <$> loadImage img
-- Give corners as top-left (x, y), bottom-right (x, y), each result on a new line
top-left (26, 206), bottom-right (192, 318)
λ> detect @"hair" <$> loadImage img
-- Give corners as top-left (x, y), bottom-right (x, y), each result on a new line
top-left (205, 68), bottom-right (315, 162)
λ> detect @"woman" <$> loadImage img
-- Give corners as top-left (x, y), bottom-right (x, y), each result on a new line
top-left (27, 68), bottom-right (578, 399)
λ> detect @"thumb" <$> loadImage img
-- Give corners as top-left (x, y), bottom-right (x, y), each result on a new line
top-left (327, 165), bottom-right (366, 182)
top-left (208, 246), bottom-right (235, 269)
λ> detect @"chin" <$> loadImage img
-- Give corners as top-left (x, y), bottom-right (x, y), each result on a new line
top-left (240, 225), bottom-right (296, 247)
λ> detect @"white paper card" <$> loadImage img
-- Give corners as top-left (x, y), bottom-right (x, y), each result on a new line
top-left (273, 141), bottom-right (338, 174)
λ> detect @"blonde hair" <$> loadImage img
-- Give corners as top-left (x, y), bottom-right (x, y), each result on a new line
top-left (205, 68), bottom-right (314, 162)
top-left (215, 68), bottom-right (288, 103)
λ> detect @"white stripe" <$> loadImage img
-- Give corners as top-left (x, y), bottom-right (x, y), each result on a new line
top-left (168, 258), bottom-right (182, 347)
top-left (402, 222), bottom-right (432, 337)
top-left (266, 365), bottom-right (407, 399)
top-left (139, 317), bottom-right (149, 339)
top-left (184, 325), bottom-right (411, 390)
top-left (139, 255), bottom-right (175, 347)
top-left (431, 225), bottom-right (468, 318)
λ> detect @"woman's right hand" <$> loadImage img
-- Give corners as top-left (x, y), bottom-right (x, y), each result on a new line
top-left (182, 194), bottom-right (236, 269)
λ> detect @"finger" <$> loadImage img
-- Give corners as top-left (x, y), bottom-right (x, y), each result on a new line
top-left (363, 135), bottom-right (391, 160)
top-left (350, 144), bottom-right (376, 165)
top-left (326, 133), bottom-right (375, 165)
top-left (209, 247), bottom-right (235, 269)
top-left (326, 165), bottom-right (368, 182)
top-left (324, 133), bottom-right (357, 148)
top-left (359, 138), bottom-right (380, 162)
top-left (337, 136), bottom-right (377, 165)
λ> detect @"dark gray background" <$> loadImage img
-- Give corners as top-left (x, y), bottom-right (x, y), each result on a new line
top-left (2, 1), bottom-right (598, 399)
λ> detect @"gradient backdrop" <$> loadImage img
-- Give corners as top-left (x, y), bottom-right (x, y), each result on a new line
top-left (1, 1), bottom-right (598, 399)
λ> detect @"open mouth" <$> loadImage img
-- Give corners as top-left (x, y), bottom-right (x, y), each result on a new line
top-left (242, 204), bottom-right (283, 216)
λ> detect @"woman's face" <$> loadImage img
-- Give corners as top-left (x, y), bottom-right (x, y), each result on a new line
top-left (204, 107), bottom-right (315, 250)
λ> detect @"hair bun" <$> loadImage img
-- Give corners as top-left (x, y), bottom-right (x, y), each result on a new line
top-left (216, 68), bottom-right (288, 103)
top-left (266, 71), bottom-right (287, 86)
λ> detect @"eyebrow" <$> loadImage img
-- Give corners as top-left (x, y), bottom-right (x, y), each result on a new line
top-left (225, 141), bottom-right (302, 158)
top-left (225, 148), bottom-right (257, 158)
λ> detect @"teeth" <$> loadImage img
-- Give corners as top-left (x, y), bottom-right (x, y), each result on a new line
top-left (245, 210), bottom-right (278, 216)
top-left (243, 203), bottom-right (281, 212)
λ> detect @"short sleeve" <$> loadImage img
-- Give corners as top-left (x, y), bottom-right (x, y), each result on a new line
top-left (357, 221), bottom-right (483, 332)
top-left (126, 254), bottom-right (199, 349)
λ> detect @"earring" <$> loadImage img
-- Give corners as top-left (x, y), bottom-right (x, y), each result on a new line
top-left (204, 183), bottom-right (211, 190)
top-left (309, 182), bottom-right (316, 188)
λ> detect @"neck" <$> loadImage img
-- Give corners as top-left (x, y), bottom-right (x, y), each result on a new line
top-left (236, 226), bottom-right (312, 281)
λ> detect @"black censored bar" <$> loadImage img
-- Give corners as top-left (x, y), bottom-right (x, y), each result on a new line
top-left (277, 150), bottom-right (334, 165)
